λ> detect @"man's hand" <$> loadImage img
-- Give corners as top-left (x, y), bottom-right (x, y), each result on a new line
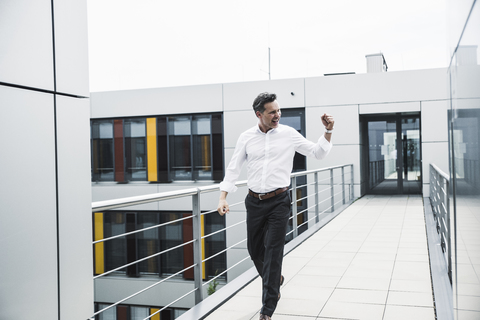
top-left (321, 113), bottom-right (335, 130)
top-left (217, 191), bottom-right (229, 216)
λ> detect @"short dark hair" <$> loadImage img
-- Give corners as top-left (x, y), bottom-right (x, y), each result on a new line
top-left (252, 92), bottom-right (277, 114)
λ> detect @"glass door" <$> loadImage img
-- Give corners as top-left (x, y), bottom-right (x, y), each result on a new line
top-left (401, 118), bottom-right (422, 193)
top-left (366, 114), bottom-right (421, 194)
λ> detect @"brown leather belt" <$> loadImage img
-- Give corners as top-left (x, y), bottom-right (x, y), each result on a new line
top-left (248, 187), bottom-right (289, 200)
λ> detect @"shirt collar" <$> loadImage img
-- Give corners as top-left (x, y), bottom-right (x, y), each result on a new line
top-left (256, 123), bottom-right (281, 134)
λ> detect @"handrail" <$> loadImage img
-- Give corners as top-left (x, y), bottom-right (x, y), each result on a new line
top-left (429, 163), bottom-right (452, 283)
top-left (89, 164), bottom-right (354, 320)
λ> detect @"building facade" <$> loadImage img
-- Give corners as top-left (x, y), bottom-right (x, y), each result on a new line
top-left (90, 65), bottom-right (451, 317)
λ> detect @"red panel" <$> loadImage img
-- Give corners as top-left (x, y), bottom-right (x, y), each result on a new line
top-left (117, 305), bottom-right (128, 320)
top-left (114, 119), bottom-right (125, 182)
top-left (183, 213), bottom-right (194, 280)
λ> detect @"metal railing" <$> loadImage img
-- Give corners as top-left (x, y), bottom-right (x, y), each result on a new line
top-left (429, 163), bottom-right (452, 282)
top-left (88, 164), bottom-right (354, 320)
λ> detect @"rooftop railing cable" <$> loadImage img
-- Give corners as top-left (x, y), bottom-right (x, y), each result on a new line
top-left (88, 164), bottom-right (354, 320)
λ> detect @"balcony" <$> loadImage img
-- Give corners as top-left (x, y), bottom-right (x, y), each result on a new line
top-left (89, 164), bottom-right (456, 320)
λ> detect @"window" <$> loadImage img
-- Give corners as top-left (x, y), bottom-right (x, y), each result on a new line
top-left (90, 113), bottom-right (223, 183)
top-left (124, 119), bottom-right (146, 181)
top-left (91, 120), bottom-right (114, 181)
top-left (96, 210), bottom-right (226, 280)
top-left (168, 114), bottom-right (223, 181)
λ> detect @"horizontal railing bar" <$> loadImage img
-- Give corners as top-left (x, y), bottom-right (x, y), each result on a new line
top-left (430, 163), bottom-right (450, 181)
top-left (93, 214), bottom-right (193, 244)
top-left (202, 238), bottom-right (247, 264)
top-left (92, 188), bottom-right (199, 212)
top-left (201, 219), bottom-right (245, 241)
top-left (92, 180), bottom-right (248, 212)
top-left (289, 164), bottom-right (352, 178)
top-left (94, 239), bottom-right (196, 279)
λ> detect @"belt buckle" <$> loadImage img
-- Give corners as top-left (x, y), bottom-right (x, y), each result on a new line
top-left (258, 193), bottom-right (266, 200)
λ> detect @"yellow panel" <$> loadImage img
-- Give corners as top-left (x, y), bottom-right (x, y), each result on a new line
top-left (150, 308), bottom-right (160, 320)
top-left (202, 136), bottom-right (211, 170)
top-left (147, 118), bottom-right (158, 182)
top-left (201, 214), bottom-right (206, 280)
top-left (94, 212), bottom-right (104, 275)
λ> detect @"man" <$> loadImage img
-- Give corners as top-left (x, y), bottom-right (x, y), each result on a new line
top-left (217, 92), bottom-right (334, 320)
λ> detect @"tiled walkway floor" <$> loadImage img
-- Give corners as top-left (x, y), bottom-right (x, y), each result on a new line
top-left (205, 195), bottom-right (435, 320)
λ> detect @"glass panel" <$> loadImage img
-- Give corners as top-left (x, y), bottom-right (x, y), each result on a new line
top-left (97, 303), bottom-right (116, 320)
top-left (204, 213), bottom-right (226, 280)
top-left (137, 213), bottom-right (159, 275)
top-left (130, 306), bottom-right (149, 320)
top-left (91, 120), bottom-right (114, 181)
top-left (401, 118), bottom-right (421, 193)
top-left (368, 120), bottom-right (397, 192)
top-left (104, 212), bottom-right (127, 274)
top-left (169, 117), bottom-right (192, 180)
top-left (193, 116), bottom-right (212, 180)
top-left (211, 113), bottom-right (223, 181)
top-left (124, 119), bottom-right (147, 181)
top-left (160, 213), bottom-right (183, 276)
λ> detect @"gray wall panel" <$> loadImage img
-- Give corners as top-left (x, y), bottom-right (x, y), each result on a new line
top-left (53, 0), bottom-right (90, 96)
top-left (0, 86), bottom-right (58, 320)
top-left (0, 0), bottom-right (54, 90)
top-left (56, 95), bottom-right (93, 319)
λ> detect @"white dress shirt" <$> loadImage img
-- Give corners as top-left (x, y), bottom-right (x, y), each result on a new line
top-left (219, 124), bottom-right (332, 194)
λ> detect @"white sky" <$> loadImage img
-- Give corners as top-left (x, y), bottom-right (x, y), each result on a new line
top-left (87, 0), bottom-right (448, 92)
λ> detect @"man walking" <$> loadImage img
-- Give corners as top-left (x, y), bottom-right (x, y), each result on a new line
top-left (217, 92), bottom-right (334, 319)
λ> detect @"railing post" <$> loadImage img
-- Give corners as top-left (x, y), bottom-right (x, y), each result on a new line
top-left (192, 190), bottom-right (204, 304)
top-left (445, 177), bottom-right (452, 282)
top-left (291, 176), bottom-right (298, 238)
top-left (330, 169), bottom-right (334, 213)
top-left (315, 172), bottom-right (319, 223)
top-left (342, 166), bottom-right (345, 205)
top-left (350, 164), bottom-right (354, 201)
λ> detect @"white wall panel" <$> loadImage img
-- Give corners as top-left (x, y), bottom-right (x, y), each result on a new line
top-left (307, 105), bottom-right (360, 145)
top-left (0, 0), bottom-right (54, 90)
top-left (223, 78), bottom-right (305, 111)
top-left (0, 86), bottom-right (57, 320)
top-left (56, 96), bottom-right (93, 319)
top-left (305, 69), bottom-right (448, 107)
top-left (223, 110), bottom-right (255, 148)
top-left (53, 0), bottom-right (89, 96)
top-left (360, 101), bottom-right (420, 114)
top-left (421, 100), bottom-right (449, 143)
top-left (90, 84), bottom-right (223, 118)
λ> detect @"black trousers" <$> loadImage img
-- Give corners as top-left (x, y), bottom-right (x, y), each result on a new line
top-left (245, 191), bottom-right (290, 317)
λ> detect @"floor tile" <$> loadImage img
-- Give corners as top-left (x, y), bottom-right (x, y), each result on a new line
top-left (319, 301), bottom-right (385, 320)
top-left (386, 291), bottom-right (434, 307)
top-left (328, 288), bottom-right (388, 304)
top-left (383, 305), bottom-right (435, 320)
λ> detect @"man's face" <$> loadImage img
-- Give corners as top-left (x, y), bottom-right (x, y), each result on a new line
top-left (257, 100), bottom-right (281, 133)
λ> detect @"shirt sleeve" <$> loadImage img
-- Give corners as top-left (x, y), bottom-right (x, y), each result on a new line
top-left (219, 133), bottom-right (248, 193)
top-left (292, 129), bottom-right (332, 159)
